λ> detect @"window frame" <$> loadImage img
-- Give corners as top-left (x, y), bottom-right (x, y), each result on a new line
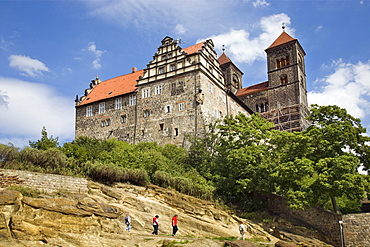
top-left (86, 105), bottom-right (93, 117)
top-left (98, 102), bottom-right (105, 114)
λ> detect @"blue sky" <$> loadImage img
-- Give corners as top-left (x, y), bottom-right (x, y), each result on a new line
top-left (1, 0), bottom-right (370, 148)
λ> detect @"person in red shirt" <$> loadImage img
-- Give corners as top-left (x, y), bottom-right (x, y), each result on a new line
top-left (152, 215), bottom-right (159, 235)
top-left (172, 215), bottom-right (178, 236)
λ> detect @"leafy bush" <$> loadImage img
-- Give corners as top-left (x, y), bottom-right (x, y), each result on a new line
top-left (88, 162), bottom-right (149, 186)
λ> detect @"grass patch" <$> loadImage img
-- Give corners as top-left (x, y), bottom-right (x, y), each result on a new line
top-left (6, 185), bottom-right (41, 198)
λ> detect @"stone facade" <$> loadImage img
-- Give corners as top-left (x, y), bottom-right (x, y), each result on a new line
top-left (75, 31), bottom-right (309, 145)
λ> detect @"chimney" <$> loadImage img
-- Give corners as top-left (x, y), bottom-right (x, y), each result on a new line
top-left (132, 67), bottom-right (137, 73)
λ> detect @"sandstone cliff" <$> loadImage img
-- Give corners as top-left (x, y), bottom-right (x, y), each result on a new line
top-left (0, 181), bottom-right (332, 247)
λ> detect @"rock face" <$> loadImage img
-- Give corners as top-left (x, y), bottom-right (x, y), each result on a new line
top-left (0, 182), bottom-right (331, 247)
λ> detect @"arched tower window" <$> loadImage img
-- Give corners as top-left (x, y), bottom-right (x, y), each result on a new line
top-left (280, 74), bottom-right (288, 85)
top-left (232, 74), bottom-right (239, 88)
top-left (276, 56), bottom-right (290, 69)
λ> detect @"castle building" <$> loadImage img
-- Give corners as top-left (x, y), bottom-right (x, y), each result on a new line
top-left (75, 31), bottom-right (310, 146)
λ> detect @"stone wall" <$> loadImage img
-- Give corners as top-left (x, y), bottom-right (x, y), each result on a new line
top-left (269, 194), bottom-right (370, 247)
top-left (269, 194), bottom-right (342, 246)
top-left (342, 213), bottom-right (370, 247)
top-left (0, 169), bottom-right (88, 194)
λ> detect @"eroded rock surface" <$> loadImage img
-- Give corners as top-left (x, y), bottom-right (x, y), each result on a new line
top-left (0, 182), bottom-right (331, 247)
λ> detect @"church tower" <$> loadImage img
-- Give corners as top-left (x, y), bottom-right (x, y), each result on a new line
top-left (262, 29), bottom-right (310, 131)
top-left (218, 52), bottom-right (243, 94)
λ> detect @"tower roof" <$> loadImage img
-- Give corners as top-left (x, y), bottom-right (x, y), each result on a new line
top-left (218, 52), bottom-right (232, 65)
top-left (266, 31), bottom-right (296, 50)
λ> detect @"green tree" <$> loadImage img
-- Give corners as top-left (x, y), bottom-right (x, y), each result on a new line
top-left (303, 104), bottom-right (370, 213)
top-left (29, 126), bottom-right (59, 150)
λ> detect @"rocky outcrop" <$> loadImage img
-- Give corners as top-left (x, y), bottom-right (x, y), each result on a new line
top-left (0, 181), bottom-right (332, 247)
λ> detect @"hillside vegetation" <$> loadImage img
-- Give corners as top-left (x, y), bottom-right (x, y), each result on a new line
top-left (1, 105), bottom-right (369, 215)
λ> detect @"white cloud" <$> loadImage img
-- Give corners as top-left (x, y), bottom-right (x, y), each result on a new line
top-left (199, 13), bottom-right (292, 64)
top-left (308, 59), bottom-right (370, 119)
top-left (175, 24), bottom-right (187, 35)
top-left (87, 42), bottom-right (105, 70)
top-left (8, 55), bottom-right (50, 77)
top-left (315, 25), bottom-right (323, 32)
top-left (0, 77), bottom-right (75, 148)
top-left (253, 0), bottom-right (270, 8)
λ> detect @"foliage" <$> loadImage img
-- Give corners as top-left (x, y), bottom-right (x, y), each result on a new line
top-left (6, 185), bottom-right (41, 198)
top-left (29, 126), bottom-right (59, 150)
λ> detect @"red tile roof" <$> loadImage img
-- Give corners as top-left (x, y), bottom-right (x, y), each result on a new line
top-left (78, 70), bottom-right (144, 106)
top-left (236, 81), bottom-right (268, 97)
top-left (218, 52), bottom-right (232, 65)
top-left (182, 42), bottom-right (205, 54)
top-left (267, 31), bottom-right (296, 49)
top-left (77, 41), bottom-right (205, 106)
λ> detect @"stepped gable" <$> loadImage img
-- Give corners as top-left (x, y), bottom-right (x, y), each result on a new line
top-left (78, 42), bottom-right (205, 107)
top-left (266, 31), bottom-right (297, 49)
top-left (236, 81), bottom-right (268, 97)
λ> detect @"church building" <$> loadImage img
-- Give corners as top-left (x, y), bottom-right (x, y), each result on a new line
top-left (75, 30), bottom-right (310, 146)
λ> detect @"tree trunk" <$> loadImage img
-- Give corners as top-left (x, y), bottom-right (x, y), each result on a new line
top-left (331, 195), bottom-right (340, 214)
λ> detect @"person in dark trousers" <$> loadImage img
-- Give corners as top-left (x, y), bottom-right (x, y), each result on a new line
top-left (152, 215), bottom-right (159, 235)
top-left (124, 213), bottom-right (131, 232)
top-left (172, 214), bottom-right (178, 236)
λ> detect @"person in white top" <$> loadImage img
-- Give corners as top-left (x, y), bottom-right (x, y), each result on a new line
top-left (237, 222), bottom-right (246, 240)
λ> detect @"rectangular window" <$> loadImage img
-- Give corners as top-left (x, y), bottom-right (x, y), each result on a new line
top-left (121, 114), bottom-right (127, 123)
top-left (129, 95), bottom-right (136, 106)
top-left (158, 67), bottom-right (165, 74)
top-left (144, 109), bottom-right (150, 118)
top-left (99, 102), bottom-right (105, 114)
top-left (155, 85), bottom-right (162, 95)
top-left (214, 108), bottom-right (218, 117)
top-left (179, 102), bottom-right (185, 111)
top-left (115, 98), bottom-right (122, 109)
top-left (170, 64), bottom-right (176, 71)
top-left (222, 94), bottom-right (226, 104)
top-left (159, 123), bottom-right (164, 131)
top-left (142, 88), bottom-right (150, 98)
top-left (168, 53), bottom-right (173, 58)
top-left (161, 55), bottom-right (166, 61)
top-left (209, 83), bottom-right (214, 93)
top-left (164, 105), bottom-right (171, 113)
top-left (174, 128), bottom-right (179, 136)
top-left (86, 105), bottom-right (92, 117)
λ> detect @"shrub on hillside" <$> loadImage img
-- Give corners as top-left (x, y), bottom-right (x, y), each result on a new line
top-left (88, 162), bottom-right (149, 186)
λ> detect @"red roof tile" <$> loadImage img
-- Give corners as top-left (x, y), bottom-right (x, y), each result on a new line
top-left (236, 81), bottom-right (268, 97)
top-left (267, 31), bottom-right (296, 49)
top-left (218, 52), bottom-right (232, 65)
top-left (78, 70), bottom-right (143, 106)
top-left (182, 42), bottom-right (204, 54)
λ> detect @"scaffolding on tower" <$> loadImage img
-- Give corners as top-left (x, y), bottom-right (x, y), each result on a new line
top-left (260, 103), bottom-right (310, 132)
